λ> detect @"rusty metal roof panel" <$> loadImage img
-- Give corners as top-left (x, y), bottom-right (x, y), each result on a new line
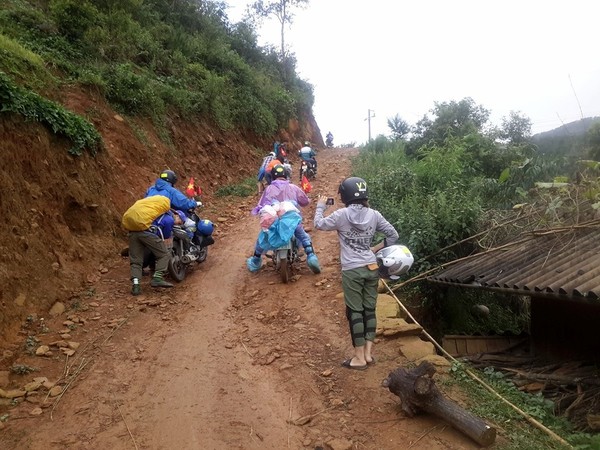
top-left (428, 228), bottom-right (600, 301)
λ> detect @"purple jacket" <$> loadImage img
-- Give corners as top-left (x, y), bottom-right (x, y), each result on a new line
top-left (252, 179), bottom-right (309, 215)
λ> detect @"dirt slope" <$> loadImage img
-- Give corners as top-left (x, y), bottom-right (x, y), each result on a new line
top-left (0, 148), bottom-right (490, 449)
top-left (0, 85), bottom-right (323, 343)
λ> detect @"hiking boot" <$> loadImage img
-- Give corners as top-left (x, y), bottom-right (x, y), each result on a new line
top-left (307, 253), bottom-right (321, 274)
top-left (246, 255), bottom-right (262, 272)
top-left (151, 277), bottom-right (173, 288)
top-left (131, 283), bottom-right (141, 296)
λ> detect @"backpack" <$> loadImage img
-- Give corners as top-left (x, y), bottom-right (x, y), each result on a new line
top-left (121, 195), bottom-right (171, 231)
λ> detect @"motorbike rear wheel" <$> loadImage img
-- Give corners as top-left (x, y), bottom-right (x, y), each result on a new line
top-left (168, 250), bottom-right (186, 281)
top-left (279, 254), bottom-right (291, 283)
top-left (197, 246), bottom-right (208, 263)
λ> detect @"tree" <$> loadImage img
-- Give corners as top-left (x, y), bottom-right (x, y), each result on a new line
top-left (413, 97), bottom-right (490, 143)
top-left (500, 111), bottom-right (532, 146)
top-left (586, 121), bottom-right (600, 160)
top-left (387, 114), bottom-right (410, 141)
top-left (408, 97), bottom-right (490, 156)
top-left (248, 0), bottom-right (309, 59)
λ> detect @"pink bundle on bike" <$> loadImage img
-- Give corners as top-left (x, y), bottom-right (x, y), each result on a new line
top-left (259, 204), bottom-right (278, 230)
top-left (258, 201), bottom-right (299, 230)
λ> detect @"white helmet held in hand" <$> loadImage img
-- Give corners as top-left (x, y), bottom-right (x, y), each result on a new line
top-left (375, 245), bottom-right (414, 279)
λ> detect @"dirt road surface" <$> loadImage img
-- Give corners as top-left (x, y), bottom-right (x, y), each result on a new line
top-left (1, 148), bottom-right (487, 449)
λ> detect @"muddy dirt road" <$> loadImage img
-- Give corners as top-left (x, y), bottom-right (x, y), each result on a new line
top-left (1, 148), bottom-right (485, 449)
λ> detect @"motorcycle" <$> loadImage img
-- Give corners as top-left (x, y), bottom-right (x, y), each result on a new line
top-left (325, 135), bottom-right (333, 148)
top-left (299, 159), bottom-right (316, 182)
top-left (270, 235), bottom-right (299, 283)
top-left (167, 206), bottom-right (215, 281)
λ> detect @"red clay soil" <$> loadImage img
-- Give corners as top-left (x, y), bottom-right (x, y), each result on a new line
top-left (0, 142), bottom-right (499, 448)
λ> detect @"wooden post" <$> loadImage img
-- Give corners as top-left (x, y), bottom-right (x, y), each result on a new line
top-left (382, 361), bottom-right (496, 447)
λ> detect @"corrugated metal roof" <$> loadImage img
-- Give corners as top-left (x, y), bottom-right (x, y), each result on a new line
top-left (427, 228), bottom-right (600, 301)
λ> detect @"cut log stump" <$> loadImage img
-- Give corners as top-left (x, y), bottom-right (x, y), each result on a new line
top-left (382, 361), bottom-right (496, 447)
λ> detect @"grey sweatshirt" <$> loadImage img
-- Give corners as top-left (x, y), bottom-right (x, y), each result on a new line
top-left (314, 203), bottom-right (399, 271)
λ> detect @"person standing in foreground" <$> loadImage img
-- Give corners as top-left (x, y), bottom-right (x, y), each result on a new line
top-left (313, 177), bottom-right (399, 370)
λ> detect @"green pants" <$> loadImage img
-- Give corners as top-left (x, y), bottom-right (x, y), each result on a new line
top-left (341, 266), bottom-right (379, 347)
top-left (129, 231), bottom-right (169, 280)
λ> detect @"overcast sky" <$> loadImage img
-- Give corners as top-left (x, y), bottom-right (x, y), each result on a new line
top-left (225, 0), bottom-right (600, 146)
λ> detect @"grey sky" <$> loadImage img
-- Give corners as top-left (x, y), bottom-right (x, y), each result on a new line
top-left (226, 0), bottom-right (600, 145)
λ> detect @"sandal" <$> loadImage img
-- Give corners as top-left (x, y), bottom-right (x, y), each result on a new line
top-left (341, 359), bottom-right (367, 371)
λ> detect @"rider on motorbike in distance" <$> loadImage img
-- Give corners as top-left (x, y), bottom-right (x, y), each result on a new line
top-left (247, 164), bottom-right (321, 274)
top-left (325, 132), bottom-right (333, 147)
top-left (298, 141), bottom-right (317, 174)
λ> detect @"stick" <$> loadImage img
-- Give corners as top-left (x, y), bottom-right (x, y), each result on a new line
top-left (391, 236), bottom-right (532, 292)
top-left (241, 341), bottom-right (253, 358)
top-left (50, 358), bottom-right (89, 420)
top-left (289, 405), bottom-right (337, 426)
top-left (422, 211), bottom-right (537, 261)
top-left (116, 402), bottom-right (139, 450)
top-left (394, 219), bottom-right (600, 292)
top-left (288, 397), bottom-right (292, 448)
top-left (382, 280), bottom-right (573, 449)
top-left (502, 369), bottom-right (600, 387)
top-left (62, 354), bottom-right (70, 378)
top-left (408, 424), bottom-right (442, 449)
top-left (102, 318), bottom-right (128, 345)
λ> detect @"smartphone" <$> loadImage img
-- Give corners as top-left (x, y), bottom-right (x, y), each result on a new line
top-left (326, 198), bottom-right (334, 205)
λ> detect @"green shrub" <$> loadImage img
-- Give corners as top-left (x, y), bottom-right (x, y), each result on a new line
top-left (0, 0), bottom-right (317, 137)
top-left (50, 0), bottom-right (99, 40)
top-left (103, 63), bottom-right (160, 115)
top-left (0, 71), bottom-right (102, 156)
top-left (354, 141), bottom-right (482, 270)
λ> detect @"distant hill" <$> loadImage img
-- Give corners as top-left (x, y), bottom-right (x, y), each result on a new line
top-left (533, 117), bottom-right (600, 140)
top-left (531, 116), bottom-right (600, 156)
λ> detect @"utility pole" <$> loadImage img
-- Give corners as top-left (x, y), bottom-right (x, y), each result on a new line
top-left (366, 109), bottom-right (376, 142)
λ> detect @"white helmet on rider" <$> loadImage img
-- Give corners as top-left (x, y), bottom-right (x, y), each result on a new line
top-left (375, 245), bottom-right (414, 279)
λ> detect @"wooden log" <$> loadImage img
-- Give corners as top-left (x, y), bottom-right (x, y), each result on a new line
top-left (382, 361), bottom-right (496, 447)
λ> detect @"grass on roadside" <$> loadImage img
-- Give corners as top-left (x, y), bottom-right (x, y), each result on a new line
top-left (216, 177), bottom-right (256, 198)
top-left (446, 362), bottom-right (600, 449)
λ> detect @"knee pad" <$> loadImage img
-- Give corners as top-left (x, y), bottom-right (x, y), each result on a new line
top-left (346, 306), bottom-right (365, 347)
top-left (364, 306), bottom-right (377, 335)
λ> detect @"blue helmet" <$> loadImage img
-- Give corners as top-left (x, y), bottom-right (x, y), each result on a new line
top-left (197, 219), bottom-right (214, 235)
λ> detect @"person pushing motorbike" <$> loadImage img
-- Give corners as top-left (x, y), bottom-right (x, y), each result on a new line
top-left (247, 164), bottom-right (321, 274)
top-left (257, 151), bottom-right (277, 193)
top-left (122, 196), bottom-right (176, 295)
